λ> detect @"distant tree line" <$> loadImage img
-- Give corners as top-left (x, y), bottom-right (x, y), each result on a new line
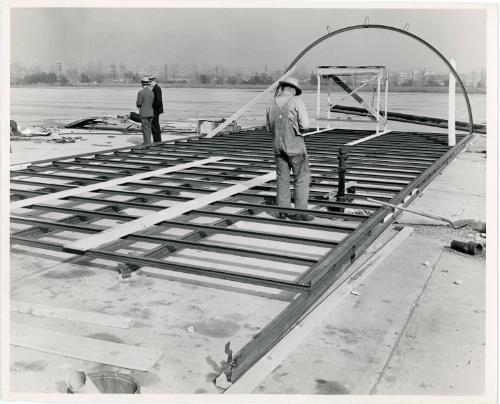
top-left (11, 61), bottom-right (485, 88)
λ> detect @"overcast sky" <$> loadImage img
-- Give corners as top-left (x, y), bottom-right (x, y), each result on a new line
top-left (11, 7), bottom-right (487, 74)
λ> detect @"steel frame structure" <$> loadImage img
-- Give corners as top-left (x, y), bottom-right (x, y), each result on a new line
top-left (315, 66), bottom-right (389, 133)
top-left (10, 126), bottom-right (471, 383)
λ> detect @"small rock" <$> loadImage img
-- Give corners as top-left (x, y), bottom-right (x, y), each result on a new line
top-left (423, 261), bottom-right (431, 267)
top-left (186, 326), bottom-right (194, 333)
top-left (350, 290), bottom-right (360, 296)
top-left (454, 280), bottom-right (464, 285)
top-left (467, 234), bottom-right (474, 238)
top-left (441, 269), bottom-right (450, 273)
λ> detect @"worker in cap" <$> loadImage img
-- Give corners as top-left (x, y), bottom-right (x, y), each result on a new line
top-left (266, 76), bottom-right (313, 221)
top-left (136, 76), bottom-right (154, 144)
top-left (148, 75), bottom-right (164, 142)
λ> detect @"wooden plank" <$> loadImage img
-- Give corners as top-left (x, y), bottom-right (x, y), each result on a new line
top-left (11, 156), bottom-right (224, 210)
top-left (302, 127), bottom-right (333, 137)
top-left (11, 300), bottom-right (135, 329)
top-left (11, 323), bottom-right (163, 371)
top-left (224, 227), bottom-right (414, 392)
top-left (65, 171), bottom-right (277, 253)
top-left (345, 130), bottom-right (392, 146)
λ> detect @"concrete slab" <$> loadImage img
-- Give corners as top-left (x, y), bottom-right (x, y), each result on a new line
top-left (373, 246), bottom-right (485, 395)
top-left (9, 251), bottom-right (290, 393)
top-left (252, 232), bottom-right (443, 394)
top-left (10, 133), bottom-right (190, 166)
top-left (398, 140), bottom-right (486, 226)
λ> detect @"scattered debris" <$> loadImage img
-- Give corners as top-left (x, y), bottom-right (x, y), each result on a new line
top-left (65, 114), bottom-right (198, 133)
top-left (469, 221), bottom-right (486, 233)
top-left (51, 136), bottom-right (81, 143)
top-left (441, 269), bottom-right (450, 273)
top-left (215, 373), bottom-right (233, 389)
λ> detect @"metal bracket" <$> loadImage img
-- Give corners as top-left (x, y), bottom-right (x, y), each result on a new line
top-left (223, 341), bottom-right (237, 379)
top-left (117, 263), bottom-right (140, 279)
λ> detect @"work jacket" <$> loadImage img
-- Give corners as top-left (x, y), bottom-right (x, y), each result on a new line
top-left (136, 87), bottom-right (154, 118)
top-left (266, 93), bottom-right (310, 155)
top-left (152, 84), bottom-right (164, 114)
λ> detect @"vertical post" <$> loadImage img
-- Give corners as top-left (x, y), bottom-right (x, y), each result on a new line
top-left (337, 147), bottom-right (347, 199)
top-left (327, 77), bottom-right (331, 129)
top-left (448, 58), bottom-right (456, 146)
top-left (316, 74), bottom-right (321, 130)
top-left (376, 74), bottom-right (381, 134)
top-left (384, 73), bottom-right (389, 131)
top-left (328, 147), bottom-right (350, 213)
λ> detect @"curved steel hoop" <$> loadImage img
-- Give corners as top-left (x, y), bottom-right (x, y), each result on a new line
top-left (285, 24), bottom-right (473, 136)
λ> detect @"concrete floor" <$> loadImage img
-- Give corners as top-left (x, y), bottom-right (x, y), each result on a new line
top-left (10, 132), bottom-right (192, 166)
top-left (7, 132), bottom-right (490, 398)
top-left (9, 251), bottom-right (291, 393)
top-left (253, 133), bottom-right (489, 396)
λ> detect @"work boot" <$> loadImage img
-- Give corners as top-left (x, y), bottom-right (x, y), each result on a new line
top-left (290, 214), bottom-right (315, 222)
top-left (273, 212), bottom-right (288, 220)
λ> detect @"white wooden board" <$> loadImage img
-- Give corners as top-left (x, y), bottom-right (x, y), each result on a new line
top-left (65, 171), bottom-right (277, 252)
top-left (11, 156), bottom-right (224, 210)
top-left (11, 300), bottom-right (135, 329)
top-left (11, 323), bottom-right (163, 372)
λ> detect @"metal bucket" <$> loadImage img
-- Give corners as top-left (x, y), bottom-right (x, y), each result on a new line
top-left (67, 371), bottom-right (140, 394)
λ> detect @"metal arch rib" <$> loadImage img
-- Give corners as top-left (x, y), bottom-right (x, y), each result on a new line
top-left (284, 24), bottom-right (474, 137)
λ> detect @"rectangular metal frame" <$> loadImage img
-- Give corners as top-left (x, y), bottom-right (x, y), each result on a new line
top-left (9, 126), bottom-right (471, 383)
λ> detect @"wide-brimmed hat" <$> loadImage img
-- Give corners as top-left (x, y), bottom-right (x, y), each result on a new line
top-left (279, 77), bottom-right (302, 95)
top-left (141, 76), bottom-right (151, 84)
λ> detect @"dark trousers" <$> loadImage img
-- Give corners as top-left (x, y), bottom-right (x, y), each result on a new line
top-left (152, 112), bottom-right (161, 142)
top-left (275, 151), bottom-right (311, 209)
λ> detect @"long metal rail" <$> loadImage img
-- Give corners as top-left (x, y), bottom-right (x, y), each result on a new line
top-left (10, 127), bottom-right (471, 382)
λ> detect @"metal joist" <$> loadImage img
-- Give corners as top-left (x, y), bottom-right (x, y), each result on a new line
top-left (11, 128), bottom-right (468, 296)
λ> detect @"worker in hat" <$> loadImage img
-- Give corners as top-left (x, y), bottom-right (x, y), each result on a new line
top-left (148, 75), bottom-right (164, 142)
top-left (266, 76), bottom-right (313, 221)
top-left (136, 77), bottom-right (154, 144)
